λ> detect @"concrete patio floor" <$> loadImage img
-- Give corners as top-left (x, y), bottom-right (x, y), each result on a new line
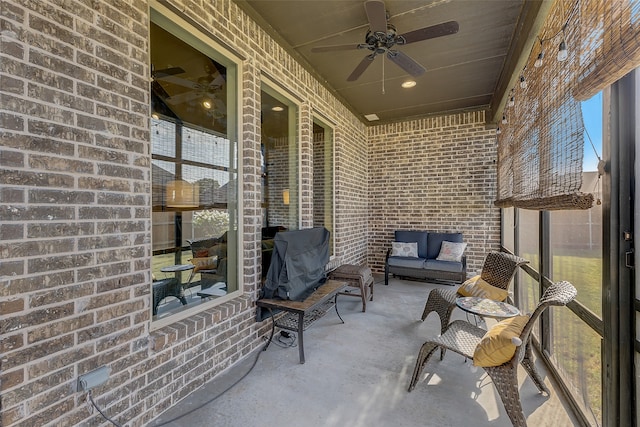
top-left (150, 275), bottom-right (581, 427)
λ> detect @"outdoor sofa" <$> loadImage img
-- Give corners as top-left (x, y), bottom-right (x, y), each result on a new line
top-left (385, 230), bottom-right (467, 285)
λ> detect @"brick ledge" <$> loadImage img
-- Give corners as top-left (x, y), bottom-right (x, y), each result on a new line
top-left (149, 295), bottom-right (253, 352)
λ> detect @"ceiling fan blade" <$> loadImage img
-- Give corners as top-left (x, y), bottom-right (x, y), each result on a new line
top-left (347, 55), bottom-right (375, 81)
top-left (151, 80), bottom-right (172, 100)
top-left (155, 74), bottom-right (201, 90)
top-left (200, 74), bottom-right (226, 92)
top-left (387, 50), bottom-right (425, 77)
top-left (210, 74), bottom-right (226, 86)
top-left (398, 21), bottom-right (459, 45)
top-left (364, 0), bottom-right (387, 34)
top-left (165, 90), bottom-right (200, 105)
top-left (311, 44), bottom-right (361, 53)
top-left (153, 66), bottom-right (185, 78)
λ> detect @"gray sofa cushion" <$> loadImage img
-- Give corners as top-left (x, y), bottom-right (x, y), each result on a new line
top-left (425, 232), bottom-right (464, 260)
top-left (395, 230), bottom-right (429, 259)
top-left (424, 259), bottom-right (464, 273)
top-left (387, 256), bottom-right (426, 269)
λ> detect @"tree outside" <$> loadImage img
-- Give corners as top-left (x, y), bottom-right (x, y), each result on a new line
top-left (193, 209), bottom-right (229, 239)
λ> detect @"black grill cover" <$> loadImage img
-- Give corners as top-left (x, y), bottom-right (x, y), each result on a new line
top-left (262, 227), bottom-right (330, 301)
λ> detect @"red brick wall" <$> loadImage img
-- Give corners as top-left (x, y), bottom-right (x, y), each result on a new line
top-left (367, 112), bottom-right (501, 276)
top-left (0, 1), bottom-right (368, 425)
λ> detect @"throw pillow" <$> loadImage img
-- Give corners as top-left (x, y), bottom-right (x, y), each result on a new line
top-left (435, 241), bottom-right (467, 262)
top-left (194, 249), bottom-right (209, 257)
top-left (391, 241), bottom-right (419, 258)
top-left (457, 275), bottom-right (509, 301)
top-left (473, 315), bottom-right (529, 367)
top-left (190, 256), bottom-right (218, 273)
top-left (208, 243), bottom-right (227, 258)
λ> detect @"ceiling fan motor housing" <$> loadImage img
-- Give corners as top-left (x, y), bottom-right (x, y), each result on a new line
top-left (312, 0), bottom-right (458, 81)
top-left (365, 24), bottom-right (399, 53)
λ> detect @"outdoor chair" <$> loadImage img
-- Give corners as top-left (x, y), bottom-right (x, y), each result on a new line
top-left (421, 251), bottom-right (529, 335)
top-left (408, 280), bottom-right (577, 427)
top-left (152, 277), bottom-right (186, 316)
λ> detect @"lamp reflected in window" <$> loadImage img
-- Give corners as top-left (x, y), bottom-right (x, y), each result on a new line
top-left (166, 179), bottom-right (199, 208)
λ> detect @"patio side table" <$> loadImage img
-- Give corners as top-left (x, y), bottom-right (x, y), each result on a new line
top-left (256, 280), bottom-right (347, 364)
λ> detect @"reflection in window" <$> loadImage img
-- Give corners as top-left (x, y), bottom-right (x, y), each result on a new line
top-left (150, 20), bottom-right (238, 320)
top-left (260, 85), bottom-right (299, 230)
top-left (260, 84), bottom-right (298, 281)
top-left (313, 118), bottom-right (334, 255)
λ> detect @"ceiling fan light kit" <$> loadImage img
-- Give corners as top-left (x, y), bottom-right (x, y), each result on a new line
top-left (311, 0), bottom-right (459, 82)
top-left (151, 59), bottom-right (226, 112)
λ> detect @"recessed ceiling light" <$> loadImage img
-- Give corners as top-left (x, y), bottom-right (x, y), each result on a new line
top-left (271, 106), bottom-right (284, 112)
top-left (202, 99), bottom-right (212, 109)
top-left (401, 80), bottom-right (417, 88)
top-left (364, 113), bottom-right (379, 121)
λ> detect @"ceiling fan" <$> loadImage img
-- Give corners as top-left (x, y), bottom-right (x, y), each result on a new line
top-left (311, 0), bottom-right (459, 81)
top-left (152, 61), bottom-right (226, 107)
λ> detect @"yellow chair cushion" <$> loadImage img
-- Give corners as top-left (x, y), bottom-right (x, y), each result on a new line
top-left (190, 256), bottom-right (218, 273)
top-left (473, 315), bottom-right (529, 367)
top-left (457, 275), bottom-right (509, 301)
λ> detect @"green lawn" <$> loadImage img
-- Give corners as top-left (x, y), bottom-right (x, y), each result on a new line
top-left (520, 253), bottom-right (602, 426)
top-left (152, 252), bottom-right (193, 281)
